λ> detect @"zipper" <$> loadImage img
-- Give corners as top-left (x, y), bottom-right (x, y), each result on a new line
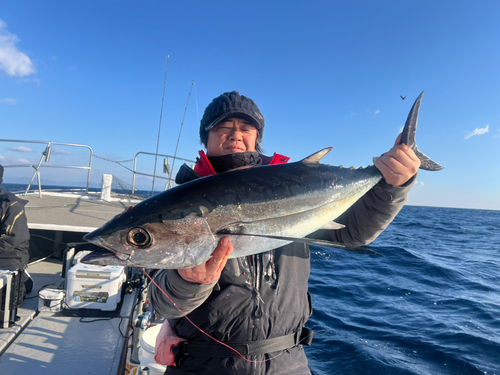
top-left (249, 255), bottom-right (264, 319)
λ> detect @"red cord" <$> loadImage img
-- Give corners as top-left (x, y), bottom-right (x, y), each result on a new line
top-left (142, 268), bottom-right (286, 363)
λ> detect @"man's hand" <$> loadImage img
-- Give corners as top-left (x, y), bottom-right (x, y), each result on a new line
top-left (177, 237), bottom-right (234, 284)
top-left (373, 134), bottom-right (421, 186)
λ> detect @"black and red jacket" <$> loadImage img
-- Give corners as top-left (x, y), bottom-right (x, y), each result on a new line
top-left (175, 150), bottom-right (290, 184)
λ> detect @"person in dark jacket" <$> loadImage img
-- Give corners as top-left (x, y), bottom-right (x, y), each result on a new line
top-left (0, 165), bottom-right (31, 306)
top-left (148, 91), bottom-right (420, 374)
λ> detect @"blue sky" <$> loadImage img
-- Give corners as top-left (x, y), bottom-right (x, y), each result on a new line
top-left (1, 1), bottom-right (499, 210)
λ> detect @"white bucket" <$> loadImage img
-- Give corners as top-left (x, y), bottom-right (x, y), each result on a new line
top-left (138, 324), bottom-right (167, 375)
top-left (38, 288), bottom-right (65, 313)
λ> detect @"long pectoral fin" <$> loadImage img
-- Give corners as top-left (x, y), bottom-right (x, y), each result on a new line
top-left (216, 229), bottom-right (379, 255)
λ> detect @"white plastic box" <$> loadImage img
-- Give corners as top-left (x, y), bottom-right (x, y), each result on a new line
top-left (65, 263), bottom-right (126, 311)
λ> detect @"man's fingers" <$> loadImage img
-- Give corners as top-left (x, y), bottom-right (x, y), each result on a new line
top-left (374, 156), bottom-right (400, 178)
top-left (396, 144), bottom-right (419, 163)
top-left (374, 143), bottom-right (420, 186)
top-left (178, 268), bottom-right (193, 281)
top-left (394, 133), bottom-right (402, 146)
top-left (382, 145), bottom-right (419, 171)
top-left (392, 145), bottom-right (420, 175)
top-left (178, 237), bottom-right (233, 284)
top-left (215, 243), bottom-right (234, 274)
top-left (206, 237), bottom-right (233, 273)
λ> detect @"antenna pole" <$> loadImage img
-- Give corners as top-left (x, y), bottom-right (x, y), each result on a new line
top-left (152, 55), bottom-right (169, 195)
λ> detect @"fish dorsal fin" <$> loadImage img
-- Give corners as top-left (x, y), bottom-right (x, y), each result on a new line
top-left (301, 147), bottom-right (333, 164)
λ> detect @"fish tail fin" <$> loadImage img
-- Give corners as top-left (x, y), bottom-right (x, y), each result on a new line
top-left (400, 91), bottom-right (444, 171)
top-left (413, 147), bottom-right (444, 171)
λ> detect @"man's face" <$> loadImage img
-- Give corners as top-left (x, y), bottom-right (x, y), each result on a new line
top-left (206, 117), bottom-right (258, 156)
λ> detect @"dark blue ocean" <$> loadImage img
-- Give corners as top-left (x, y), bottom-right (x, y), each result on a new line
top-left (2, 182), bottom-right (153, 199)
top-left (306, 206), bottom-right (500, 375)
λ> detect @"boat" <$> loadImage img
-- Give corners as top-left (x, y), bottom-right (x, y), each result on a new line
top-left (0, 138), bottom-right (194, 375)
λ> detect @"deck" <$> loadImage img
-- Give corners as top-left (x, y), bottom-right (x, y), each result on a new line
top-left (21, 191), bottom-right (140, 232)
top-left (0, 191), bottom-right (144, 374)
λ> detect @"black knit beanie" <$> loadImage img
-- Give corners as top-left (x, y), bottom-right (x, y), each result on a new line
top-left (199, 91), bottom-right (265, 152)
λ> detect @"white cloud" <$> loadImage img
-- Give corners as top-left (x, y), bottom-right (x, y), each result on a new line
top-left (0, 19), bottom-right (36, 77)
top-left (414, 181), bottom-right (425, 188)
top-left (16, 77), bottom-right (41, 86)
top-left (465, 124), bottom-right (489, 139)
top-left (0, 155), bottom-right (31, 164)
top-left (52, 148), bottom-right (71, 155)
top-left (0, 98), bottom-right (16, 105)
top-left (494, 129), bottom-right (500, 139)
top-left (373, 110), bottom-right (380, 117)
top-left (8, 146), bottom-right (35, 152)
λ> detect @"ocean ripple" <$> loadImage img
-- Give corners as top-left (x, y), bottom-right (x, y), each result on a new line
top-left (307, 206), bottom-right (500, 375)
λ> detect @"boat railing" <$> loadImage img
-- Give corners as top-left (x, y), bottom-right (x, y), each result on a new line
top-left (131, 151), bottom-right (195, 193)
top-left (0, 139), bottom-right (93, 198)
top-left (0, 139), bottom-right (196, 198)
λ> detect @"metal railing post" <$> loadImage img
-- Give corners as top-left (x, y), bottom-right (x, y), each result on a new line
top-left (25, 152), bottom-right (47, 196)
top-left (1, 139), bottom-right (94, 196)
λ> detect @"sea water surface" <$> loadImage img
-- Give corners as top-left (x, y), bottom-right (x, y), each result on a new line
top-left (306, 206), bottom-right (500, 375)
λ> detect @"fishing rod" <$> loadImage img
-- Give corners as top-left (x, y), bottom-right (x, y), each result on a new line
top-left (165, 80), bottom-right (195, 189)
top-left (152, 55), bottom-right (170, 196)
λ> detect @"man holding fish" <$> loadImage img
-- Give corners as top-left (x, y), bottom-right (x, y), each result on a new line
top-left (147, 91), bottom-right (422, 374)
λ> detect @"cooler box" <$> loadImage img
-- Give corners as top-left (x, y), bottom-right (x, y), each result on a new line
top-left (65, 263), bottom-right (126, 311)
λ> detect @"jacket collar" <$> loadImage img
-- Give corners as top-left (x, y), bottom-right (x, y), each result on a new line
top-left (193, 150), bottom-right (289, 178)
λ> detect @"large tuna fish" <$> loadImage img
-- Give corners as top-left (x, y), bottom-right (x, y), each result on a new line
top-left (82, 92), bottom-right (442, 269)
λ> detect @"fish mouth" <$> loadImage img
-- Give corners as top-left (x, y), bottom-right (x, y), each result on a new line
top-left (83, 231), bottom-right (105, 246)
top-left (110, 249), bottom-right (131, 261)
top-left (80, 249), bottom-right (133, 266)
top-left (83, 233), bottom-right (131, 261)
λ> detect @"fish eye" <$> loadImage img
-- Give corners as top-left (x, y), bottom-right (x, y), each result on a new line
top-left (127, 227), bottom-right (151, 247)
